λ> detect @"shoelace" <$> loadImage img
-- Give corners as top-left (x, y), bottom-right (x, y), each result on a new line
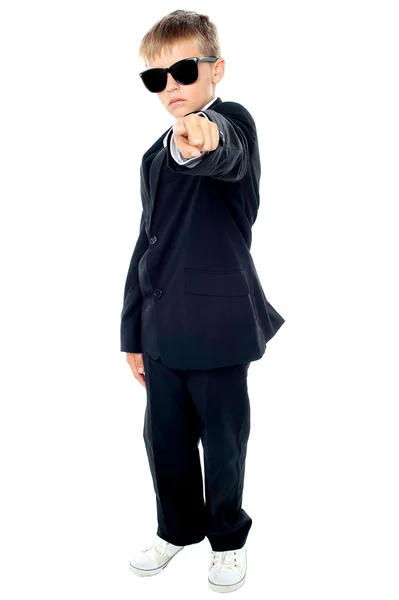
top-left (210, 550), bottom-right (238, 571)
top-left (141, 540), bottom-right (166, 555)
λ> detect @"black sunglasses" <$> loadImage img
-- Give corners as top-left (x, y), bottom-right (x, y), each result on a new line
top-left (139, 56), bottom-right (218, 93)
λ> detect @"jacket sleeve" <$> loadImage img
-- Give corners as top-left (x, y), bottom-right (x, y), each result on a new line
top-left (120, 210), bottom-right (148, 353)
top-left (165, 103), bottom-right (256, 182)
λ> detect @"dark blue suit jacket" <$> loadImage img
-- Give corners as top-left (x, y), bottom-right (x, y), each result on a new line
top-left (120, 96), bottom-right (285, 369)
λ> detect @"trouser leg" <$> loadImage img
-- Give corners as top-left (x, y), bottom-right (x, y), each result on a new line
top-left (185, 362), bottom-right (252, 551)
top-left (142, 351), bottom-right (206, 546)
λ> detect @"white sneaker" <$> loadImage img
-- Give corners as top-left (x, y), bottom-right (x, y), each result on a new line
top-left (208, 546), bottom-right (247, 593)
top-left (129, 536), bottom-right (184, 577)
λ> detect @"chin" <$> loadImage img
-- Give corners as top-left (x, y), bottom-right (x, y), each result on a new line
top-left (168, 103), bottom-right (188, 115)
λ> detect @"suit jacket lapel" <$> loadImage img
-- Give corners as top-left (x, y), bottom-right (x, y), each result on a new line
top-left (140, 136), bottom-right (167, 236)
top-left (148, 146), bottom-right (166, 234)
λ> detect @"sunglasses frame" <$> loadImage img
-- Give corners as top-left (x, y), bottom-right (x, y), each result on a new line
top-left (139, 56), bottom-right (219, 93)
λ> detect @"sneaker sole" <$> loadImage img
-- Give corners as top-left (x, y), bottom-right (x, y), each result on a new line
top-left (208, 574), bottom-right (246, 593)
top-left (129, 546), bottom-right (184, 577)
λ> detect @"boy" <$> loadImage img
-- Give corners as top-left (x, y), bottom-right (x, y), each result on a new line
top-left (120, 10), bottom-right (285, 594)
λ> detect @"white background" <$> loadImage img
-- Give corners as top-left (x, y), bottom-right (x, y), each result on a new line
top-left (1, 1), bottom-right (398, 598)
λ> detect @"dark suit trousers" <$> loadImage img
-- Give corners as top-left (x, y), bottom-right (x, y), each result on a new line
top-left (141, 350), bottom-right (252, 552)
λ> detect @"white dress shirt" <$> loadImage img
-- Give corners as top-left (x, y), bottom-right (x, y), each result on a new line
top-left (162, 97), bottom-right (223, 168)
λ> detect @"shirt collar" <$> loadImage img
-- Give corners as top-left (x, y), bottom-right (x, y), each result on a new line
top-left (163, 97), bottom-right (217, 147)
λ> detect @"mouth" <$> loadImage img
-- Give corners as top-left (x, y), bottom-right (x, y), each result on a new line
top-left (169, 99), bottom-right (185, 105)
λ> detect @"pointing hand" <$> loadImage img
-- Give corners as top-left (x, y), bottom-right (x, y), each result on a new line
top-left (173, 113), bottom-right (220, 159)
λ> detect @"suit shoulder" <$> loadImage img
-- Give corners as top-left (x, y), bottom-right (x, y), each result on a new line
top-left (212, 101), bottom-right (256, 128)
top-left (142, 126), bottom-right (171, 162)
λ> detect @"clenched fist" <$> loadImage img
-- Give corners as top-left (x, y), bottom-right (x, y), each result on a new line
top-left (173, 113), bottom-right (220, 159)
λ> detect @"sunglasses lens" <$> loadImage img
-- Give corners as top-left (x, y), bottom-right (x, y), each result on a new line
top-left (141, 69), bottom-right (167, 93)
top-left (171, 59), bottom-right (198, 85)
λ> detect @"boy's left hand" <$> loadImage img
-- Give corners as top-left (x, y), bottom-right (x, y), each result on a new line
top-left (173, 114), bottom-right (220, 159)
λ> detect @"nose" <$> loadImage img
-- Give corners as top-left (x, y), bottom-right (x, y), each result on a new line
top-left (165, 71), bottom-right (179, 92)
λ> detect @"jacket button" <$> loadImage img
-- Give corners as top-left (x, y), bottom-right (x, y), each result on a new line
top-left (154, 289), bottom-right (163, 298)
top-left (150, 235), bottom-right (158, 244)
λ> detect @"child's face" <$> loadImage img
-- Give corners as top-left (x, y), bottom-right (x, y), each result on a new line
top-left (146, 39), bottom-right (224, 118)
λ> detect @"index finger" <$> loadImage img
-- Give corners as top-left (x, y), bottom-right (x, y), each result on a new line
top-left (185, 115), bottom-right (205, 149)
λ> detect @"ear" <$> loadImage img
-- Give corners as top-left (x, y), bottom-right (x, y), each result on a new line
top-left (213, 58), bottom-right (225, 82)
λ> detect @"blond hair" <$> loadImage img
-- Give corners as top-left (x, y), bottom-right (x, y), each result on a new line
top-left (139, 10), bottom-right (221, 67)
